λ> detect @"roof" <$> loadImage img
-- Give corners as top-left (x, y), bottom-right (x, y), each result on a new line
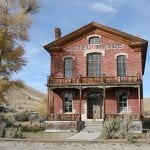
top-left (43, 21), bottom-right (148, 75)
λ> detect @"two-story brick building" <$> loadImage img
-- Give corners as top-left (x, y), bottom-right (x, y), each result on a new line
top-left (44, 22), bottom-right (148, 131)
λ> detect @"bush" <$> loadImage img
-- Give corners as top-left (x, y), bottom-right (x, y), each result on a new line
top-left (101, 116), bottom-right (133, 141)
top-left (0, 113), bottom-right (24, 138)
top-left (15, 110), bottom-right (30, 122)
top-left (21, 123), bottom-right (45, 132)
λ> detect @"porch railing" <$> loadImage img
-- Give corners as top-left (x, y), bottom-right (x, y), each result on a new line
top-left (105, 113), bottom-right (141, 120)
top-left (48, 75), bottom-right (142, 86)
top-left (48, 113), bottom-right (80, 121)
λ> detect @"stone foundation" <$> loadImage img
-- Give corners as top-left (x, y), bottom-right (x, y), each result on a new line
top-left (45, 121), bottom-right (83, 132)
top-left (129, 121), bottom-right (142, 133)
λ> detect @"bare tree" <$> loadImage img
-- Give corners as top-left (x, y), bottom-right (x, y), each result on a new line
top-left (0, 0), bottom-right (39, 103)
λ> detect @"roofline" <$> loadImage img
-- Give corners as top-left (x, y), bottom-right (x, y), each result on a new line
top-left (43, 21), bottom-right (148, 74)
top-left (44, 21), bottom-right (147, 51)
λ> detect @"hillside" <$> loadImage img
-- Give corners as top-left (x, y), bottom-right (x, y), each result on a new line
top-left (3, 85), bottom-right (46, 112)
top-left (144, 97), bottom-right (150, 115)
top-left (2, 86), bottom-right (150, 115)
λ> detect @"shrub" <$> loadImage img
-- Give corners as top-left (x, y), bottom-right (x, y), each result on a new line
top-left (21, 123), bottom-right (45, 132)
top-left (0, 113), bottom-right (24, 138)
top-left (101, 116), bottom-right (133, 141)
top-left (15, 110), bottom-right (30, 122)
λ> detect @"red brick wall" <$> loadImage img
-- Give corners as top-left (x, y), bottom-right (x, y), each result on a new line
top-left (53, 89), bottom-right (63, 113)
top-left (50, 32), bottom-right (143, 77)
top-left (105, 88), bottom-right (118, 114)
top-left (128, 88), bottom-right (139, 114)
top-left (49, 30), bottom-right (143, 119)
top-left (50, 87), bottom-right (142, 118)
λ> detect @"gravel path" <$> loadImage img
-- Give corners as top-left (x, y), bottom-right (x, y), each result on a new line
top-left (0, 141), bottom-right (150, 150)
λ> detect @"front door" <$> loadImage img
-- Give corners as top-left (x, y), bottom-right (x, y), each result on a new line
top-left (87, 92), bottom-right (103, 119)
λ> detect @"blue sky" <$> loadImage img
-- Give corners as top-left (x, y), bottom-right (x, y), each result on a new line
top-left (13, 0), bottom-right (150, 97)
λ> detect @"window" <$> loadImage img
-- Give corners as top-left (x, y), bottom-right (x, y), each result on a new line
top-left (117, 55), bottom-right (127, 77)
top-left (87, 53), bottom-right (101, 77)
top-left (64, 58), bottom-right (73, 78)
top-left (64, 92), bottom-right (73, 113)
top-left (89, 37), bottom-right (100, 44)
top-left (118, 92), bottom-right (128, 113)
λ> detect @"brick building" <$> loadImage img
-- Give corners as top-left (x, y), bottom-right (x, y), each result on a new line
top-left (44, 22), bottom-right (148, 130)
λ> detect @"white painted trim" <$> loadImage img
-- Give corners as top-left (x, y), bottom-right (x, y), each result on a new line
top-left (87, 34), bottom-right (101, 41)
top-left (115, 53), bottom-right (129, 58)
top-left (84, 49), bottom-right (105, 57)
top-left (62, 55), bottom-right (75, 61)
top-left (116, 90), bottom-right (129, 113)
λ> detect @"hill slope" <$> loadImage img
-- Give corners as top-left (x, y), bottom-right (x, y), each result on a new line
top-left (4, 85), bottom-right (46, 112)
top-left (144, 97), bottom-right (150, 115)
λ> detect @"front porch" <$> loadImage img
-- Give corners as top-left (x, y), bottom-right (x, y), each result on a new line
top-left (47, 86), bottom-right (143, 121)
top-left (46, 75), bottom-right (143, 132)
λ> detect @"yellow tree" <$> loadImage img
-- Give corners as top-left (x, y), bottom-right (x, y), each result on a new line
top-left (0, 0), bottom-right (39, 103)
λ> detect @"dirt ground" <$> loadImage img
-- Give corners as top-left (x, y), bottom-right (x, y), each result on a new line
top-left (0, 131), bottom-right (150, 150)
top-left (0, 141), bottom-right (150, 150)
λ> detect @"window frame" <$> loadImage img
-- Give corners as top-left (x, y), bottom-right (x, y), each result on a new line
top-left (89, 36), bottom-right (100, 45)
top-left (117, 55), bottom-right (127, 77)
top-left (63, 91), bottom-right (73, 113)
top-left (64, 57), bottom-right (73, 78)
top-left (118, 92), bottom-right (128, 113)
top-left (87, 53), bottom-right (102, 77)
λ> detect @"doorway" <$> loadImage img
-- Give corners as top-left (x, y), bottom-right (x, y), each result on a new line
top-left (87, 92), bottom-right (103, 119)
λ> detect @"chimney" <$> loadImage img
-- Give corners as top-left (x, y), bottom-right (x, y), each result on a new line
top-left (55, 28), bottom-right (61, 40)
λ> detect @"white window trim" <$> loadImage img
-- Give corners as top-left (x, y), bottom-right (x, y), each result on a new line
top-left (62, 55), bottom-right (75, 61)
top-left (116, 90), bottom-right (129, 114)
top-left (87, 34), bottom-right (101, 45)
top-left (62, 91), bottom-right (74, 114)
top-left (115, 53), bottom-right (128, 59)
top-left (116, 54), bottom-right (128, 77)
top-left (84, 50), bottom-right (105, 57)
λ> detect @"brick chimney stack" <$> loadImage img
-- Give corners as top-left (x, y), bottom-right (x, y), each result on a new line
top-left (55, 28), bottom-right (61, 40)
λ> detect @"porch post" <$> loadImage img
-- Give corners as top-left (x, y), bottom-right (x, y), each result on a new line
top-left (103, 87), bottom-right (106, 120)
top-left (47, 86), bottom-right (50, 120)
top-left (138, 85), bottom-right (141, 119)
top-left (79, 75), bottom-right (82, 121)
top-left (79, 87), bottom-right (82, 121)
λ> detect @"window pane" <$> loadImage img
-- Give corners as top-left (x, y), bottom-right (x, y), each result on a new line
top-left (118, 92), bottom-right (127, 113)
top-left (89, 37), bottom-right (100, 44)
top-left (64, 58), bottom-right (73, 78)
top-left (117, 55), bottom-right (126, 77)
top-left (64, 92), bottom-right (73, 113)
top-left (87, 53), bottom-right (101, 77)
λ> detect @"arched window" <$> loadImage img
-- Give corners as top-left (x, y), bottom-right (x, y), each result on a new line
top-left (118, 92), bottom-right (128, 113)
top-left (64, 92), bottom-right (73, 113)
top-left (117, 55), bottom-right (127, 77)
top-left (89, 37), bottom-right (100, 44)
top-left (87, 53), bottom-right (102, 77)
top-left (64, 57), bottom-right (73, 78)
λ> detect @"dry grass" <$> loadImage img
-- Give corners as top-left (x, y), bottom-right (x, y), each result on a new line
top-left (23, 132), bottom-right (75, 141)
top-left (4, 85), bottom-right (46, 112)
top-left (144, 98), bottom-right (150, 116)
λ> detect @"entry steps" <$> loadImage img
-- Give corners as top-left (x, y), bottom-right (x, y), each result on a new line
top-left (67, 120), bottom-right (103, 140)
top-left (82, 120), bottom-right (103, 133)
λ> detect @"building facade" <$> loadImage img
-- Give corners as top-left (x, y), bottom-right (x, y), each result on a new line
top-left (44, 22), bottom-right (148, 123)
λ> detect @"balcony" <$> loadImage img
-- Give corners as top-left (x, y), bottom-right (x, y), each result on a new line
top-left (48, 75), bottom-right (142, 88)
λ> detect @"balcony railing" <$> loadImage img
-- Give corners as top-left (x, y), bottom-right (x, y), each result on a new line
top-left (48, 75), bottom-right (142, 86)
